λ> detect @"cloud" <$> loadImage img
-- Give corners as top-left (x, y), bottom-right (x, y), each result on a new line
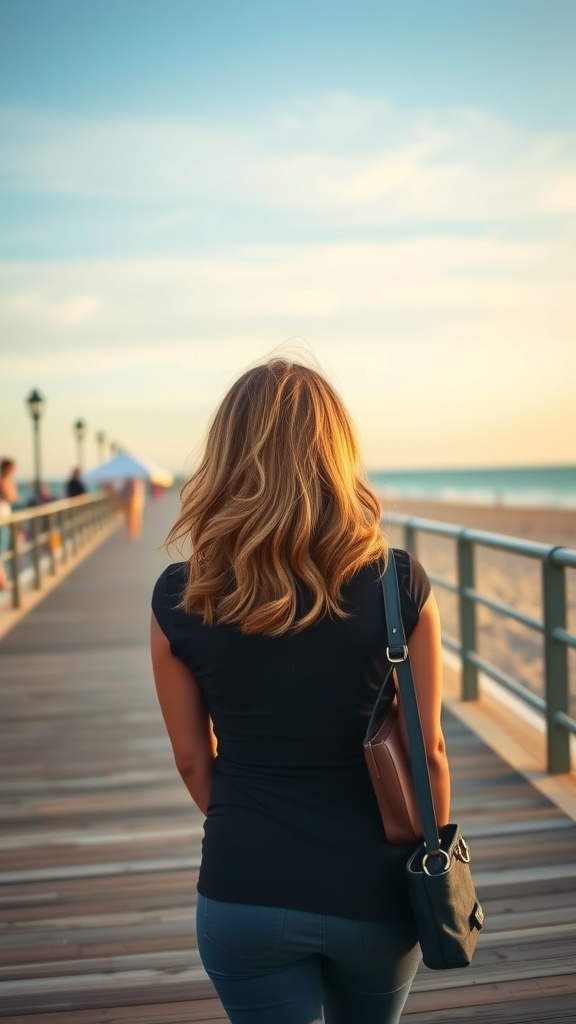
top-left (1, 93), bottom-right (575, 475)
top-left (1, 231), bottom-right (574, 357)
top-left (1, 96), bottom-right (576, 229)
top-left (1, 231), bottom-right (574, 475)
top-left (8, 291), bottom-right (101, 326)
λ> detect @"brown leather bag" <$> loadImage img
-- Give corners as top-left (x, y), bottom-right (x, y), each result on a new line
top-left (364, 675), bottom-right (423, 844)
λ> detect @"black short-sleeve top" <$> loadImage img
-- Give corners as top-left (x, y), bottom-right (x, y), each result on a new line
top-left (152, 549), bottom-right (430, 922)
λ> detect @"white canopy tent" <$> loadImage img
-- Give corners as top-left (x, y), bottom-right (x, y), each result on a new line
top-left (84, 452), bottom-right (175, 488)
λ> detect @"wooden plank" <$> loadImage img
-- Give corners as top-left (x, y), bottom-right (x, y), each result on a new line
top-left (0, 1000), bottom-right (227, 1023)
top-left (406, 991), bottom-right (576, 1022)
top-left (1, 497), bottom-right (576, 1023)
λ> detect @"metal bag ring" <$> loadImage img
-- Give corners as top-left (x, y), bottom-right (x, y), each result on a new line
top-left (455, 838), bottom-right (471, 863)
top-left (422, 848), bottom-right (450, 876)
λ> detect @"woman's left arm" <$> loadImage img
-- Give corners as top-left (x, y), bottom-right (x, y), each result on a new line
top-left (4, 477), bottom-right (18, 504)
top-left (150, 613), bottom-right (216, 814)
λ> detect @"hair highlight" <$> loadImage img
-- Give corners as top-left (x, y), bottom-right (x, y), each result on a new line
top-left (166, 359), bottom-right (386, 635)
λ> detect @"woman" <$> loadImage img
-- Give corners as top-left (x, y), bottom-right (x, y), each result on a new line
top-left (121, 477), bottom-right (145, 540)
top-left (151, 359), bottom-right (450, 1024)
top-left (0, 458), bottom-right (18, 590)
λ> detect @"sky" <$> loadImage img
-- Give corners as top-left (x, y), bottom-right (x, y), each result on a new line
top-left (1, 0), bottom-right (575, 481)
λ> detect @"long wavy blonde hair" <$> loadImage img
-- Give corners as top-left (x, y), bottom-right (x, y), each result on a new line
top-left (167, 359), bottom-right (386, 635)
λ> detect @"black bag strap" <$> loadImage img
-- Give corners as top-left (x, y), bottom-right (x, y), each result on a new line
top-left (364, 665), bottom-right (394, 743)
top-left (380, 551), bottom-right (441, 852)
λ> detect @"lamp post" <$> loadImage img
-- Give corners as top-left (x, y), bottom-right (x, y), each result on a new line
top-left (26, 389), bottom-right (45, 502)
top-left (73, 419), bottom-right (87, 470)
top-left (96, 430), bottom-right (106, 464)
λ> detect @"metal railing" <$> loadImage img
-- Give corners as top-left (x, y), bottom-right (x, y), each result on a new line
top-left (385, 513), bottom-right (576, 774)
top-left (1, 494), bottom-right (120, 612)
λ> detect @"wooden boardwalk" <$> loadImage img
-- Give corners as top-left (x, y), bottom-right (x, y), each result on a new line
top-left (1, 497), bottom-right (575, 1023)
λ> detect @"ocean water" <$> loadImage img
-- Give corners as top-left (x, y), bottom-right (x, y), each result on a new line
top-left (14, 466), bottom-right (576, 509)
top-left (15, 479), bottom-right (73, 506)
top-left (369, 465), bottom-right (576, 509)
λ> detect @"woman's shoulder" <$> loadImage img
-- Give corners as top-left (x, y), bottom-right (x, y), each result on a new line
top-left (390, 548), bottom-right (431, 613)
top-left (361, 548), bottom-right (428, 580)
top-left (152, 562), bottom-right (187, 619)
top-left (157, 560), bottom-right (187, 582)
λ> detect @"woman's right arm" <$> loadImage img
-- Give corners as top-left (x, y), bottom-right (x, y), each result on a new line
top-left (150, 613), bottom-right (216, 814)
top-left (404, 591), bottom-right (451, 826)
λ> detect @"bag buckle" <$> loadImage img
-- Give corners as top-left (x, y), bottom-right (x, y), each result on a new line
top-left (386, 645), bottom-right (408, 663)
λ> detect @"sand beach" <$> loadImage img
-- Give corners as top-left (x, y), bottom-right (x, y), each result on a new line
top-left (380, 498), bottom-right (576, 716)
top-left (382, 498), bottom-right (576, 547)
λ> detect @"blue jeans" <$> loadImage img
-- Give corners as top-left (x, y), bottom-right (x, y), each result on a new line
top-left (196, 895), bottom-right (420, 1024)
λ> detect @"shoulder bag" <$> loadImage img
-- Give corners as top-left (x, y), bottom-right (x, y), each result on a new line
top-left (364, 551), bottom-right (485, 969)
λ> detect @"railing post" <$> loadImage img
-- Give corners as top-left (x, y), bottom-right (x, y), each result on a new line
top-left (10, 521), bottom-right (21, 609)
top-left (31, 516), bottom-right (42, 590)
top-left (70, 507), bottom-right (78, 557)
top-left (542, 556), bottom-right (570, 774)
top-left (0, 546), bottom-right (6, 595)
top-left (59, 509), bottom-right (68, 564)
top-left (48, 512), bottom-right (58, 575)
top-left (457, 533), bottom-right (478, 700)
top-left (80, 505), bottom-right (87, 545)
top-left (404, 520), bottom-right (417, 557)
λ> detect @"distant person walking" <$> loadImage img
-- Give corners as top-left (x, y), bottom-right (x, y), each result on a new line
top-left (121, 477), bottom-right (145, 540)
top-left (151, 359), bottom-right (450, 1024)
top-left (65, 468), bottom-right (87, 498)
top-left (0, 458), bottom-right (18, 590)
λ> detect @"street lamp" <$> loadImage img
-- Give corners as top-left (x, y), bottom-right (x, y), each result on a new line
top-left (96, 430), bottom-right (106, 464)
top-left (26, 388), bottom-right (45, 501)
top-left (73, 419), bottom-right (87, 470)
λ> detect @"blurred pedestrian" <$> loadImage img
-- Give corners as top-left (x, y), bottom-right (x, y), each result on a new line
top-left (121, 477), bottom-right (145, 540)
top-left (0, 458), bottom-right (18, 590)
top-left (65, 467), bottom-right (87, 498)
